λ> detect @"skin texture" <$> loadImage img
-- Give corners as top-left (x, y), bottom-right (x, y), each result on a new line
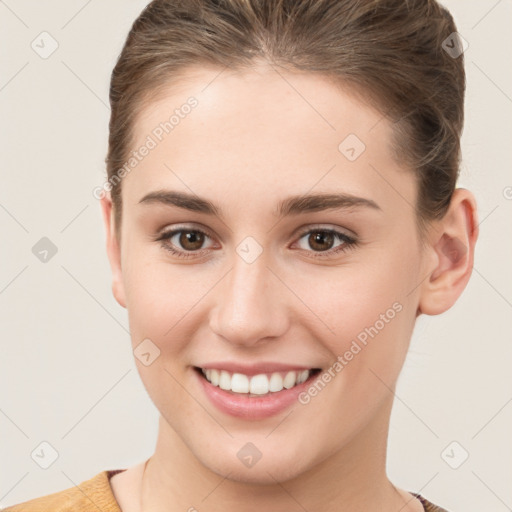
top-left (101, 61), bottom-right (478, 512)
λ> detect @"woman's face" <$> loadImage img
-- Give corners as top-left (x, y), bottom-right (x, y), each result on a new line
top-left (105, 63), bottom-right (429, 483)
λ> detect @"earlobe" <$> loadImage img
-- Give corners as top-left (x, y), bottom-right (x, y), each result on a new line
top-left (418, 188), bottom-right (479, 316)
top-left (100, 194), bottom-right (127, 309)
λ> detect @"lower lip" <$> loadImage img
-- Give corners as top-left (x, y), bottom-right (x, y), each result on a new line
top-left (195, 368), bottom-right (316, 420)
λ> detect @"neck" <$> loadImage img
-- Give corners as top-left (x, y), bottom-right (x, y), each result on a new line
top-left (141, 399), bottom-right (418, 512)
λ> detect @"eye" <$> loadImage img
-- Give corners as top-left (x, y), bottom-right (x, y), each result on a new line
top-left (293, 227), bottom-right (357, 258)
top-left (155, 226), bottom-right (215, 259)
top-left (154, 224), bottom-right (358, 260)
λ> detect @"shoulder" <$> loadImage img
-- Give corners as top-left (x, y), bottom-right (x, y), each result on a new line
top-left (412, 492), bottom-right (451, 512)
top-left (3, 470), bottom-right (123, 512)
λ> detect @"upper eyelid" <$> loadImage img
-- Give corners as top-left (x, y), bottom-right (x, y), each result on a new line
top-left (294, 223), bottom-right (356, 239)
top-left (158, 223), bottom-right (354, 238)
top-left (158, 223), bottom-right (216, 239)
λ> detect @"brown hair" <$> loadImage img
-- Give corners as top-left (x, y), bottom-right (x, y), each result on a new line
top-left (106, 0), bottom-right (465, 241)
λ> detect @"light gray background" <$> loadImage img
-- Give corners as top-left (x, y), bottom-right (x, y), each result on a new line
top-left (1, 1), bottom-right (511, 511)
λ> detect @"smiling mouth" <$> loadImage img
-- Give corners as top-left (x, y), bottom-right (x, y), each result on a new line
top-left (194, 367), bottom-right (322, 396)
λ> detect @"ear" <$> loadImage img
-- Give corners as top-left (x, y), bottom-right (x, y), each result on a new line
top-left (418, 188), bottom-right (479, 316)
top-left (100, 193), bottom-right (127, 309)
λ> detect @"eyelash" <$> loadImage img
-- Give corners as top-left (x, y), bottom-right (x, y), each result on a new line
top-left (154, 225), bottom-right (358, 260)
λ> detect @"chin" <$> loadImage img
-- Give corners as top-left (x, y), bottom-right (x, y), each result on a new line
top-left (209, 459), bottom-right (310, 485)
top-left (193, 439), bottom-right (319, 485)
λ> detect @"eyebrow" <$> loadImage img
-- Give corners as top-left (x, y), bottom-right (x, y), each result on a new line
top-left (138, 189), bottom-right (381, 218)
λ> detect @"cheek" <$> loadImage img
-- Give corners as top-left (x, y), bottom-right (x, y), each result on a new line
top-left (301, 279), bottom-right (408, 370)
top-left (290, 244), bottom-right (419, 370)
top-left (122, 253), bottom-right (216, 350)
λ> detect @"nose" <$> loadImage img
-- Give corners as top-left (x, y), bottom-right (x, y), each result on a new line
top-left (209, 250), bottom-right (289, 347)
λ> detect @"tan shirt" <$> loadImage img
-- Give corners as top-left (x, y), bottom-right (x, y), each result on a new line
top-left (3, 469), bottom-right (449, 511)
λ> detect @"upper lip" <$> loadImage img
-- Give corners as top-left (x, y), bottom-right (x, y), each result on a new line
top-left (195, 362), bottom-right (320, 376)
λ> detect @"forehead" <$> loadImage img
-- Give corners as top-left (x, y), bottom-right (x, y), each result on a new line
top-left (134, 62), bottom-right (389, 148)
top-left (122, 63), bottom-right (412, 215)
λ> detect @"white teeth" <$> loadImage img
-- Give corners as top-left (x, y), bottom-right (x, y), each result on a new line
top-left (249, 374), bottom-right (270, 395)
top-left (219, 370), bottom-right (231, 391)
top-left (297, 370), bottom-right (309, 384)
top-left (201, 368), bottom-right (311, 395)
top-left (269, 372), bottom-right (283, 392)
top-left (231, 373), bottom-right (249, 393)
top-left (283, 371), bottom-right (296, 389)
top-left (210, 369), bottom-right (220, 386)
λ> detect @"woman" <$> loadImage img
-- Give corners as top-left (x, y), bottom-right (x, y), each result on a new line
top-left (5, 0), bottom-right (478, 510)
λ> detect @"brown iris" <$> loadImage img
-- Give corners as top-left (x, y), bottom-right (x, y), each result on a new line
top-left (179, 231), bottom-right (205, 251)
top-left (308, 231), bottom-right (335, 252)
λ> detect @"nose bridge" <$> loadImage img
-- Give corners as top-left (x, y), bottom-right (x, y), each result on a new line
top-left (210, 244), bottom-right (288, 346)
